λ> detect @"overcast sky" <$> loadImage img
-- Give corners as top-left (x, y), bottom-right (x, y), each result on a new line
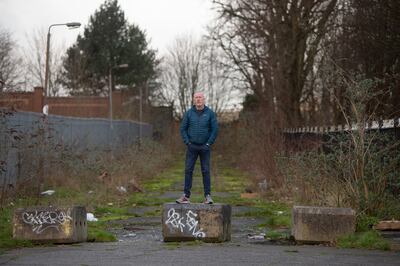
top-left (0, 0), bottom-right (215, 54)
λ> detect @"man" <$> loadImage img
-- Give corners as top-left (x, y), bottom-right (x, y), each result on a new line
top-left (176, 92), bottom-right (218, 204)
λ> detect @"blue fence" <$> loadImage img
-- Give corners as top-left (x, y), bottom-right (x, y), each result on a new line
top-left (0, 110), bottom-right (152, 186)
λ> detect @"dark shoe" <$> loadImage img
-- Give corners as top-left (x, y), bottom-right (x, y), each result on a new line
top-left (176, 195), bottom-right (190, 204)
top-left (203, 194), bottom-right (213, 204)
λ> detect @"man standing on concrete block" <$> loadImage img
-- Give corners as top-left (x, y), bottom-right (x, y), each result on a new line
top-left (176, 92), bottom-right (218, 204)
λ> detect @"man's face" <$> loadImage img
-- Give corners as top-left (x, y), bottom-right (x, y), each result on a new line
top-left (193, 93), bottom-right (205, 108)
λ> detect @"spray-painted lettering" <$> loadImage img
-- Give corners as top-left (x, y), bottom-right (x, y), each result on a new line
top-left (22, 210), bottom-right (72, 234)
top-left (165, 208), bottom-right (205, 237)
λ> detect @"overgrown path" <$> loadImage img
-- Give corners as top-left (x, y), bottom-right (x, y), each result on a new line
top-left (1, 157), bottom-right (400, 265)
top-left (106, 156), bottom-right (292, 244)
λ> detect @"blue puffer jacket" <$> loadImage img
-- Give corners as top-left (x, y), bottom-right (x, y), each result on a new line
top-left (180, 106), bottom-right (218, 146)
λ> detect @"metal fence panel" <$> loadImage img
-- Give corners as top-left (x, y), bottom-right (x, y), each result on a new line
top-left (0, 111), bottom-right (152, 186)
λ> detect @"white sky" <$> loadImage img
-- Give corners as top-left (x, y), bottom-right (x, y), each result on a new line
top-left (0, 0), bottom-right (215, 55)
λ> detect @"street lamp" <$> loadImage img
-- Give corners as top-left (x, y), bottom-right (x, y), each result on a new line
top-left (44, 22), bottom-right (81, 97)
top-left (109, 64), bottom-right (129, 128)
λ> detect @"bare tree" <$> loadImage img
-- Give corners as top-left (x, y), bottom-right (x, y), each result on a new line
top-left (212, 0), bottom-right (338, 127)
top-left (159, 35), bottom-right (203, 117)
top-left (202, 38), bottom-right (240, 115)
top-left (155, 34), bottom-right (238, 118)
top-left (0, 27), bottom-right (23, 91)
top-left (23, 28), bottom-right (66, 96)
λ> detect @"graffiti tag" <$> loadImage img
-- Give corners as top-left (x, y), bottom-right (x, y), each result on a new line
top-left (165, 208), bottom-right (206, 237)
top-left (22, 210), bottom-right (72, 234)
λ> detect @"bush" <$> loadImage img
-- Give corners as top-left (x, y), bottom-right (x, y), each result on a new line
top-left (279, 77), bottom-right (400, 219)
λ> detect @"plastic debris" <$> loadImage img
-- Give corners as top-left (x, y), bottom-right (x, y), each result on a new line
top-left (41, 190), bottom-right (55, 196)
top-left (248, 233), bottom-right (266, 240)
top-left (86, 213), bottom-right (98, 222)
top-left (116, 186), bottom-right (127, 193)
top-left (123, 233), bottom-right (137, 237)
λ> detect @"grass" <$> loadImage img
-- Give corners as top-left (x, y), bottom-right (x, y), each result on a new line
top-left (141, 160), bottom-right (184, 193)
top-left (5, 149), bottom-right (393, 251)
top-left (256, 215), bottom-right (291, 229)
top-left (94, 206), bottom-right (132, 217)
top-left (356, 215), bottom-right (379, 232)
top-left (0, 207), bottom-right (33, 249)
top-left (143, 209), bottom-right (161, 217)
top-left (337, 231), bottom-right (390, 250)
top-left (265, 230), bottom-right (290, 240)
top-left (87, 221), bottom-right (116, 242)
top-left (236, 199), bottom-right (291, 229)
top-left (128, 192), bottom-right (172, 207)
top-left (214, 167), bottom-right (252, 193)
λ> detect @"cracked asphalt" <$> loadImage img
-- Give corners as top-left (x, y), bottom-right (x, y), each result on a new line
top-left (1, 205), bottom-right (400, 266)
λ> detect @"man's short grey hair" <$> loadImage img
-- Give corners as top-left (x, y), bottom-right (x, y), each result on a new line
top-left (193, 91), bottom-right (205, 97)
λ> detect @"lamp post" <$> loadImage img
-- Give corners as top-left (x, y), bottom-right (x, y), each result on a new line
top-left (109, 64), bottom-right (129, 128)
top-left (44, 22), bottom-right (81, 97)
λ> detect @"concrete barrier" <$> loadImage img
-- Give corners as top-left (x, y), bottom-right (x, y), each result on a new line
top-left (162, 203), bottom-right (231, 242)
top-left (13, 206), bottom-right (87, 243)
top-left (292, 206), bottom-right (356, 243)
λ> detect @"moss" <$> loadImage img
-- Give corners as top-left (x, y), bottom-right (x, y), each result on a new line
top-left (164, 240), bottom-right (203, 249)
top-left (184, 239), bottom-right (203, 246)
top-left (164, 242), bottom-right (182, 249)
top-left (87, 221), bottom-right (116, 242)
top-left (265, 230), bottom-right (290, 240)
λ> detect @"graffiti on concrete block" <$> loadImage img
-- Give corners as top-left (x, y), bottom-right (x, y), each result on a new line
top-left (22, 210), bottom-right (73, 234)
top-left (165, 208), bottom-right (206, 237)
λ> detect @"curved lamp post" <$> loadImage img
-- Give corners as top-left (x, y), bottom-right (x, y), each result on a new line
top-left (44, 22), bottom-right (81, 97)
top-left (109, 63), bottom-right (129, 128)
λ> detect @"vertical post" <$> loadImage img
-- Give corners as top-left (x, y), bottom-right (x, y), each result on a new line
top-left (139, 85), bottom-right (143, 147)
top-left (44, 30), bottom-right (51, 97)
top-left (109, 67), bottom-right (113, 129)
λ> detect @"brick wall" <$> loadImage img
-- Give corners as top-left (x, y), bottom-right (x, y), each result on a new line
top-left (0, 87), bottom-right (122, 118)
top-left (0, 87), bottom-right (175, 139)
top-left (0, 87), bottom-right (43, 113)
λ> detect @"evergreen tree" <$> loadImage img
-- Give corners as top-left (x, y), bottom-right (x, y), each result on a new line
top-left (60, 0), bottom-right (157, 95)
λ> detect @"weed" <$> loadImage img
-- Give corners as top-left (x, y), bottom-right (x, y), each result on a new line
top-left (337, 231), bottom-right (390, 250)
top-left (356, 215), bottom-right (379, 232)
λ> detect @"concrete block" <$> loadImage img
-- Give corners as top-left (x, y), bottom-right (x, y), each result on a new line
top-left (374, 220), bottom-right (400, 231)
top-left (162, 203), bottom-right (231, 242)
top-left (292, 206), bottom-right (356, 243)
top-left (13, 206), bottom-right (87, 243)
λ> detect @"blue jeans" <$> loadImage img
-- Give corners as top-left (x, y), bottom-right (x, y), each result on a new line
top-left (184, 143), bottom-right (211, 198)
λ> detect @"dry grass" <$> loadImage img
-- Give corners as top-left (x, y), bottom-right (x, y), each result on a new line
top-left (1, 139), bottom-right (178, 210)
